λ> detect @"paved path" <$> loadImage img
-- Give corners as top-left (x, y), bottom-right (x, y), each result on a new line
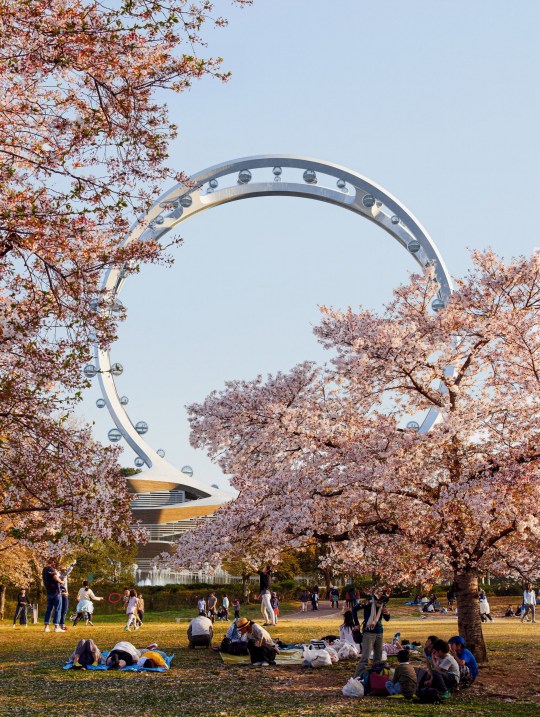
top-left (280, 600), bottom-right (343, 621)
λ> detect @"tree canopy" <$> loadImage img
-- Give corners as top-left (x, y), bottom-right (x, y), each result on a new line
top-left (166, 251), bottom-right (540, 660)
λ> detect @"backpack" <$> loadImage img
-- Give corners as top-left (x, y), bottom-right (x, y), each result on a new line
top-left (368, 671), bottom-right (389, 696)
top-left (417, 686), bottom-right (442, 704)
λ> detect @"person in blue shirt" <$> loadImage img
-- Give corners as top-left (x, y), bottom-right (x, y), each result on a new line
top-left (448, 635), bottom-right (479, 683)
top-left (353, 590), bottom-right (391, 678)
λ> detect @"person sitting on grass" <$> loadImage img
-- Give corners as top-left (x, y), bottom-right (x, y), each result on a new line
top-left (423, 638), bottom-right (460, 696)
top-left (339, 609), bottom-right (360, 646)
top-left (448, 636), bottom-right (478, 686)
top-left (385, 648), bottom-right (417, 699)
top-left (220, 617), bottom-right (249, 655)
top-left (236, 617), bottom-right (279, 666)
top-left (187, 611), bottom-right (213, 648)
top-left (423, 635), bottom-right (440, 663)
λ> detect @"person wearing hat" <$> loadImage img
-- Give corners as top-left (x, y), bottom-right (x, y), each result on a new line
top-left (187, 611), bottom-right (213, 649)
top-left (236, 618), bottom-right (278, 666)
top-left (220, 617), bottom-right (249, 655)
top-left (448, 635), bottom-right (478, 684)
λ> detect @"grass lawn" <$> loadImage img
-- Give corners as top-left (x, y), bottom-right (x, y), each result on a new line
top-left (1, 600), bottom-right (540, 717)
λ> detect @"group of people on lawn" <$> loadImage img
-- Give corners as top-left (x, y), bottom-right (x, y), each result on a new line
top-left (27, 559), bottom-right (531, 698)
top-left (185, 584), bottom-right (479, 698)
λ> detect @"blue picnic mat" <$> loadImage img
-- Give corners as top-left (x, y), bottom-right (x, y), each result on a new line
top-left (64, 650), bottom-right (173, 672)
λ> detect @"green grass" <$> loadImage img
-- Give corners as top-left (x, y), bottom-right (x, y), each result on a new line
top-left (1, 604), bottom-right (540, 717)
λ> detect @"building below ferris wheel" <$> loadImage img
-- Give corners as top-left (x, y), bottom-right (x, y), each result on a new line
top-left (125, 462), bottom-right (232, 586)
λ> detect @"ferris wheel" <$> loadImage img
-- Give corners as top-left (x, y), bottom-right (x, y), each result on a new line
top-left (85, 154), bottom-right (453, 492)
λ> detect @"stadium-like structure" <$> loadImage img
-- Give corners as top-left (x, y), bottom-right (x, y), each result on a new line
top-left (85, 154), bottom-right (452, 584)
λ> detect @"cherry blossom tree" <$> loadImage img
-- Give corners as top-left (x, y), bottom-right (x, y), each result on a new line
top-left (166, 251), bottom-right (540, 662)
top-left (0, 0), bottom-right (251, 554)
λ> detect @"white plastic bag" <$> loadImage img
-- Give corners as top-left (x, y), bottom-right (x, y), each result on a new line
top-left (310, 649), bottom-right (333, 668)
top-left (342, 677), bottom-right (365, 698)
top-left (325, 645), bottom-right (339, 663)
top-left (337, 643), bottom-right (359, 660)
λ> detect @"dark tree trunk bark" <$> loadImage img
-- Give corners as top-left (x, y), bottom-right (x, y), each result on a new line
top-left (0, 584), bottom-right (6, 620)
top-left (241, 573), bottom-right (251, 604)
top-left (321, 568), bottom-right (333, 594)
top-left (456, 569), bottom-right (487, 663)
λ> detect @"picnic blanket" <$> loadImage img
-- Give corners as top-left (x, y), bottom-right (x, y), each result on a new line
top-left (220, 648), bottom-right (304, 666)
top-left (64, 650), bottom-right (173, 672)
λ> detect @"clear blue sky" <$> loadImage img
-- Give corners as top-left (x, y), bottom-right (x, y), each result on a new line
top-left (79, 0), bottom-right (540, 488)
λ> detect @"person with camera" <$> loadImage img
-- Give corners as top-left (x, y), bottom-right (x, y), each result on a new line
top-left (353, 590), bottom-right (391, 678)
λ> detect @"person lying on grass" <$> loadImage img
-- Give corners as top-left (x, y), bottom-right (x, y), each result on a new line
top-left (69, 639), bottom-right (165, 669)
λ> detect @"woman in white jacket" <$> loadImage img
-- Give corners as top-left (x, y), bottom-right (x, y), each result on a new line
top-left (339, 609), bottom-right (360, 646)
top-left (73, 581), bottom-right (104, 626)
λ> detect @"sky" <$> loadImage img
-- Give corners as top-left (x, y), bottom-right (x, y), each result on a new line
top-left (79, 0), bottom-right (540, 489)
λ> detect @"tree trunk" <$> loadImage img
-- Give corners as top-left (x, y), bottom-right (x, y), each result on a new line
top-left (0, 584), bottom-right (6, 620)
top-left (321, 567), bottom-right (333, 594)
top-left (455, 569), bottom-right (487, 663)
top-left (241, 573), bottom-right (251, 604)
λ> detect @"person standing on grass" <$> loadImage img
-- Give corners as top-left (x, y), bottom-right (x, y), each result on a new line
top-left (124, 589), bottom-right (139, 631)
top-left (222, 594), bottom-right (230, 620)
top-left (73, 580), bottom-right (104, 626)
top-left (330, 585), bottom-right (340, 609)
top-left (300, 588), bottom-right (310, 612)
top-left (197, 595), bottom-right (206, 614)
top-left (479, 590), bottom-right (494, 623)
top-left (207, 592), bottom-right (218, 623)
top-left (521, 582), bottom-right (536, 623)
top-left (13, 589), bottom-right (28, 627)
top-left (259, 566), bottom-right (276, 626)
top-left (233, 598), bottom-right (241, 619)
top-left (42, 557), bottom-right (64, 633)
top-left (353, 591), bottom-right (391, 678)
top-left (137, 592), bottom-right (145, 625)
top-left (57, 559), bottom-right (77, 632)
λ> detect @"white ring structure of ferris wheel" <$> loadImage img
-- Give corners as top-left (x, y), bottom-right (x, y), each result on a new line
top-left (93, 154), bottom-right (453, 496)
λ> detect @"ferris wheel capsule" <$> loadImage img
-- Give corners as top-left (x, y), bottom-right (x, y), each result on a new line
top-left (134, 457), bottom-right (145, 468)
top-left (120, 396), bottom-right (129, 406)
top-left (180, 194), bottom-right (193, 208)
top-left (432, 299), bottom-right (446, 312)
top-left (238, 169), bottom-right (252, 184)
top-left (84, 364), bottom-right (98, 378)
top-left (181, 465), bottom-right (194, 477)
top-left (108, 428), bottom-right (122, 442)
top-left (157, 449), bottom-right (166, 458)
top-left (362, 194), bottom-right (375, 208)
top-left (110, 363), bottom-right (123, 376)
top-left (96, 398), bottom-right (106, 408)
top-left (303, 169), bottom-right (317, 184)
top-left (135, 421), bottom-right (148, 435)
top-left (406, 421), bottom-right (420, 431)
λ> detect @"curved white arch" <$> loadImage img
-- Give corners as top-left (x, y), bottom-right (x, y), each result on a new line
top-left (95, 155), bottom-right (453, 487)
